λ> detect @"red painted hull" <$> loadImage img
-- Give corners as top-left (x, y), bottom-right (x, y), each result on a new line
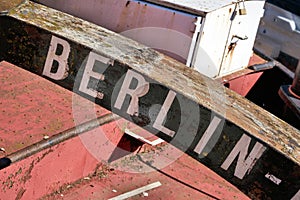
top-left (0, 61), bottom-right (249, 199)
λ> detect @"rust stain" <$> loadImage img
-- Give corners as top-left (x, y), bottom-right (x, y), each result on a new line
top-left (1, 148), bottom-right (54, 191)
top-left (116, 2), bottom-right (133, 32)
top-left (21, 160), bottom-right (34, 184)
top-left (15, 187), bottom-right (26, 200)
top-left (2, 169), bottom-right (20, 191)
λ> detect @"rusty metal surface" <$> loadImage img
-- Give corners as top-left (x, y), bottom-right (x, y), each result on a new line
top-left (221, 71), bottom-right (263, 97)
top-left (0, 1), bottom-right (299, 198)
top-left (216, 54), bottom-right (267, 97)
top-left (0, 61), bottom-right (250, 200)
top-left (216, 1), bottom-right (265, 77)
top-left (217, 51), bottom-right (267, 82)
top-left (33, 0), bottom-right (198, 64)
top-left (0, 61), bottom-right (87, 155)
top-left (0, 61), bottom-right (112, 199)
top-left (291, 64), bottom-right (300, 97)
top-left (279, 86), bottom-right (300, 119)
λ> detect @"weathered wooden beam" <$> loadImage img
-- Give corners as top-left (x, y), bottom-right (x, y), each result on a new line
top-left (0, 1), bottom-right (299, 199)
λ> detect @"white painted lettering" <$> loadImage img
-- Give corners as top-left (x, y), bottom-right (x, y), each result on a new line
top-left (221, 134), bottom-right (266, 179)
top-left (265, 173), bottom-right (282, 185)
top-left (153, 90), bottom-right (176, 137)
top-left (43, 35), bottom-right (70, 80)
top-left (114, 70), bottom-right (149, 115)
top-left (79, 52), bottom-right (110, 98)
top-left (292, 190), bottom-right (300, 200)
top-left (194, 116), bottom-right (222, 155)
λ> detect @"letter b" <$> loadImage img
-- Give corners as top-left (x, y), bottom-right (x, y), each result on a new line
top-left (43, 35), bottom-right (70, 80)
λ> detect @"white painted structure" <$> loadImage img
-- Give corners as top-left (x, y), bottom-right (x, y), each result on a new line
top-left (38, 0), bottom-right (265, 78)
top-left (254, 2), bottom-right (300, 71)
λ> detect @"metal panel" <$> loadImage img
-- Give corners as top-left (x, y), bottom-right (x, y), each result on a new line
top-left (192, 1), bottom-right (265, 78)
top-left (220, 1), bottom-right (265, 76)
top-left (254, 3), bottom-right (300, 70)
top-left (144, 0), bottom-right (236, 15)
top-left (36, 0), bottom-right (199, 63)
top-left (192, 5), bottom-right (235, 78)
top-left (0, 2), bottom-right (300, 198)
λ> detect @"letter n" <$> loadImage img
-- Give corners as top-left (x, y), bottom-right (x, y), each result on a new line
top-left (221, 134), bottom-right (266, 179)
